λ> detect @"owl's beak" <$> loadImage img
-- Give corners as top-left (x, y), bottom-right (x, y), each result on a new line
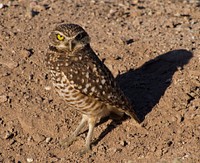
top-left (69, 40), bottom-right (72, 51)
top-left (69, 40), bottom-right (75, 51)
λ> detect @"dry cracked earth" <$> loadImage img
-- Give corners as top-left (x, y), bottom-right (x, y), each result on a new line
top-left (0, 0), bottom-right (200, 162)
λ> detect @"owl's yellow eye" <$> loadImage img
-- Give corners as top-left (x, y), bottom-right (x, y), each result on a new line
top-left (57, 34), bottom-right (65, 41)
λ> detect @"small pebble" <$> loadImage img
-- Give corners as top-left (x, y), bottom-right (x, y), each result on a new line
top-left (5, 61), bottom-right (18, 69)
top-left (27, 158), bottom-right (33, 163)
top-left (121, 38), bottom-right (134, 45)
top-left (32, 134), bottom-right (45, 143)
top-left (120, 140), bottom-right (128, 147)
top-left (132, 0), bottom-right (138, 4)
top-left (50, 157), bottom-right (59, 162)
top-left (45, 137), bottom-right (52, 143)
top-left (20, 49), bottom-right (32, 58)
top-left (90, 0), bottom-right (96, 3)
top-left (0, 95), bottom-right (7, 103)
top-left (0, 4), bottom-right (4, 9)
top-left (4, 131), bottom-right (14, 139)
top-left (127, 160), bottom-right (134, 163)
top-left (44, 86), bottom-right (51, 91)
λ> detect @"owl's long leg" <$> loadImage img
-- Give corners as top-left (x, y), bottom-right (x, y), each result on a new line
top-left (80, 116), bottom-right (97, 155)
top-left (61, 115), bottom-right (87, 147)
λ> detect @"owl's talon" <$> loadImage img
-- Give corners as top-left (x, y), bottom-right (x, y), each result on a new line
top-left (78, 147), bottom-right (91, 156)
top-left (60, 137), bottom-right (76, 147)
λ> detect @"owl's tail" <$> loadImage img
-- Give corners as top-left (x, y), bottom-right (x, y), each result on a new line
top-left (109, 106), bottom-right (141, 125)
top-left (125, 110), bottom-right (141, 125)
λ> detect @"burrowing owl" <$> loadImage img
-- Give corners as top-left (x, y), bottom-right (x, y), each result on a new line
top-left (46, 23), bottom-right (140, 154)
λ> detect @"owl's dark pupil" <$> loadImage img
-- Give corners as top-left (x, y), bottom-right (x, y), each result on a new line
top-left (75, 33), bottom-right (84, 40)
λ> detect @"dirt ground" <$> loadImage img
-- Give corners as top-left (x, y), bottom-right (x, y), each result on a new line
top-left (0, 0), bottom-right (200, 162)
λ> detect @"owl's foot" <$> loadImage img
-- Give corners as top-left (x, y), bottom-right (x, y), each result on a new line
top-left (60, 136), bottom-right (77, 147)
top-left (78, 146), bottom-right (91, 156)
top-left (61, 116), bottom-right (87, 147)
top-left (76, 116), bottom-right (96, 156)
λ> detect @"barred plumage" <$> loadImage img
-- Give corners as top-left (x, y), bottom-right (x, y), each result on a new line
top-left (46, 23), bottom-right (140, 154)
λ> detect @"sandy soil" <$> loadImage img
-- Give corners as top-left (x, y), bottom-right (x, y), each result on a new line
top-left (0, 0), bottom-right (200, 162)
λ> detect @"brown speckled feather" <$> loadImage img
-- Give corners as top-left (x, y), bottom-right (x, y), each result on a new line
top-left (46, 44), bottom-right (140, 123)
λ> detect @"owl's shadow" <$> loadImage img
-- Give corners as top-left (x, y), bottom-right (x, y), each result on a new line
top-left (92, 49), bottom-right (193, 147)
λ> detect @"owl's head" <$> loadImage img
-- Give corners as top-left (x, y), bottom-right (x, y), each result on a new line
top-left (49, 24), bottom-right (90, 52)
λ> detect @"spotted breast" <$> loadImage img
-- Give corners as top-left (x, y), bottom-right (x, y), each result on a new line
top-left (46, 45), bottom-right (113, 117)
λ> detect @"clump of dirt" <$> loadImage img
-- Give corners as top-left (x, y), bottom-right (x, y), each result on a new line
top-left (0, 0), bottom-right (199, 162)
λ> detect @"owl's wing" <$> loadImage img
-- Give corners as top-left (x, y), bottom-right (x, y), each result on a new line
top-left (59, 46), bottom-right (140, 122)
